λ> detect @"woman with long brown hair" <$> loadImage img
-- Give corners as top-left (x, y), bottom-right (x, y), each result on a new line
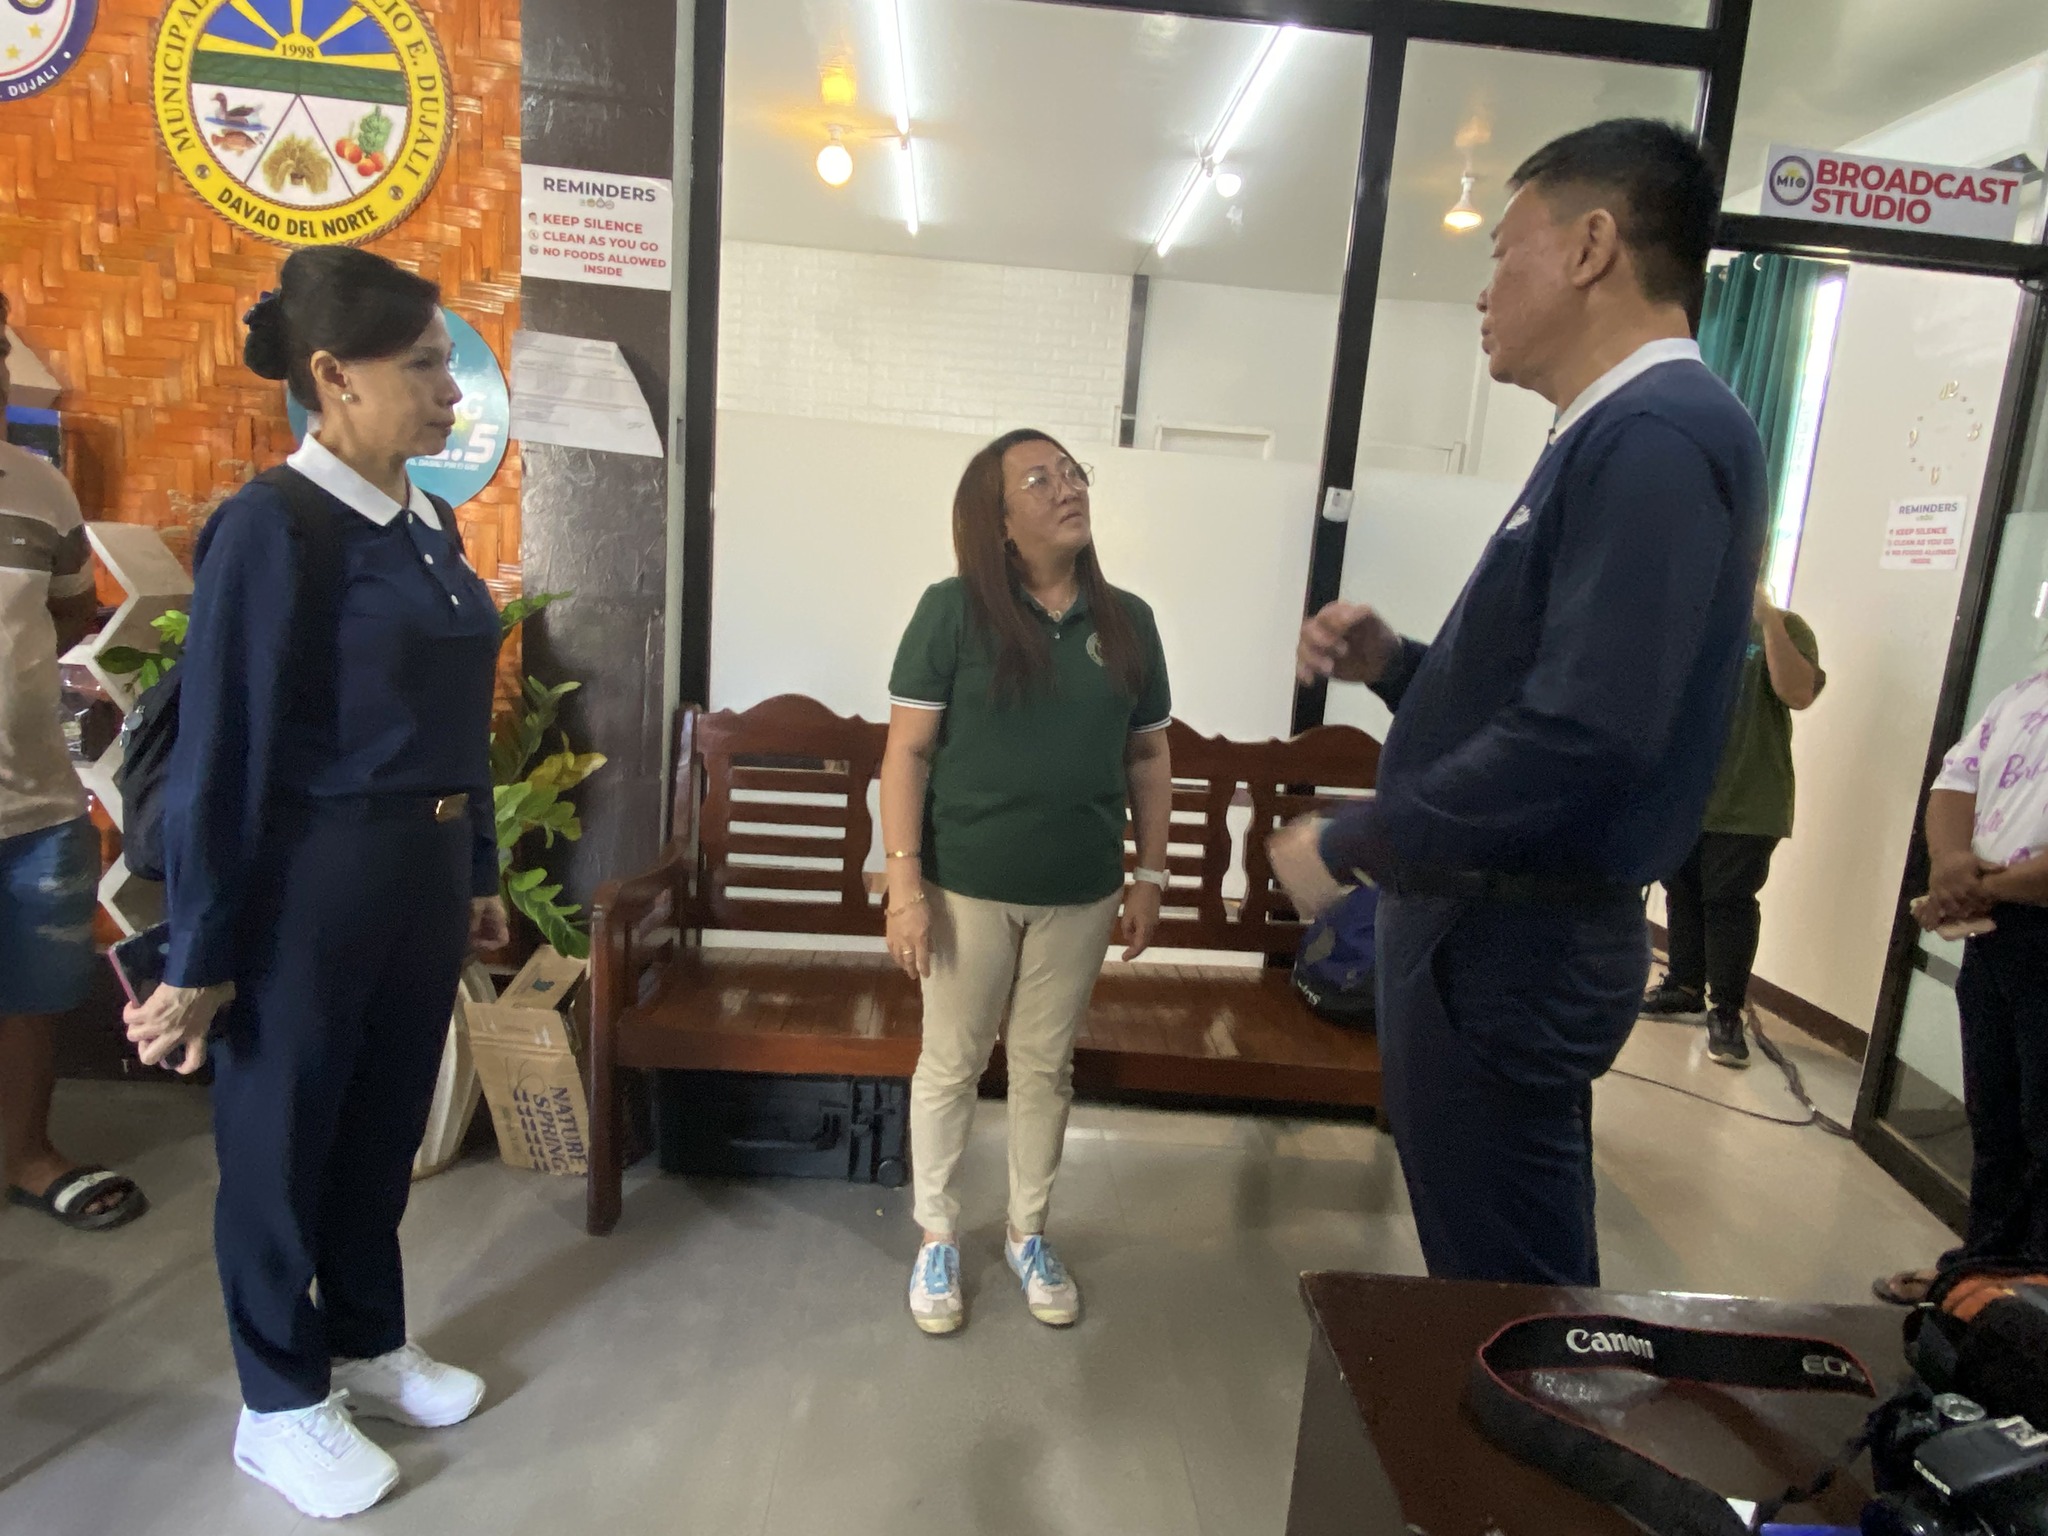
top-left (881, 428), bottom-right (1173, 1336)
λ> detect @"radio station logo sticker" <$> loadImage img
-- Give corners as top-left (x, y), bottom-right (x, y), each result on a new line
top-left (1768, 155), bottom-right (1815, 208)
top-left (2, 0), bottom-right (98, 102)
top-left (151, 0), bottom-right (450, 247)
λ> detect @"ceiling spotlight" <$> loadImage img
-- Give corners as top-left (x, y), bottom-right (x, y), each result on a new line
top-left (817, 130), bottom-right (853, 187)
top-left (1214, 171), bottom-right (1242, 199)
top-left (1443, 173), bottom-right (1482, 233)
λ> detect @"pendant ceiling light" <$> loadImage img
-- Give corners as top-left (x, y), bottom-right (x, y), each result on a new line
top-left (1443, 172), bottom-right (1483, 233)
top-left (817, 129), bottom-right (854, 187)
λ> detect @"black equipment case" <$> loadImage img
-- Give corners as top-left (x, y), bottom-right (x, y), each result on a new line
top-left (653, 1070), bottom-right (910, 1188)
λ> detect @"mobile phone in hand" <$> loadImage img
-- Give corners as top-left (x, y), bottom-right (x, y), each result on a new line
top-left (1909, 895), bottom-right (1996, 942)
top-left (108, 923), bottom-right (172, 1007)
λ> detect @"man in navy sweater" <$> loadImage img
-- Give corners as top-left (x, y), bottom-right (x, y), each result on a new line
top-left (1273, 120), bottom-right (1766, 1286)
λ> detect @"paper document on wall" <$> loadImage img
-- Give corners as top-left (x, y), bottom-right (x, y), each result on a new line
top-left (508, 330), bottom-right (664, 458)
top-left (1881, 496), bottom-right (1968, 571)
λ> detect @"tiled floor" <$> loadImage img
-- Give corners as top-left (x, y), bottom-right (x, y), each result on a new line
top-left (0, 1014), bottom-right (1955, 1536)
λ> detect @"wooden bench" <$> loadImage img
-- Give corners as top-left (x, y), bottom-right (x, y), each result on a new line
top-left (586, 694), bottom-right (1383, 1235)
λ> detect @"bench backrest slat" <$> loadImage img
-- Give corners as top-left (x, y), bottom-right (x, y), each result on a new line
top-left (673, 697), bottom-right (1379, 955)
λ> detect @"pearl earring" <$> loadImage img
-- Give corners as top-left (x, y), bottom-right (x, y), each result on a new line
top-left (341, 392), bottom-right (357, 404)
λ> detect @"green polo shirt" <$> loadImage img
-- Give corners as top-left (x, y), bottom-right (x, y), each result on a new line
top-left (1702, 612), bottom-right (1823, 839)
top-left (890, 577), bottom-right (1172, 907)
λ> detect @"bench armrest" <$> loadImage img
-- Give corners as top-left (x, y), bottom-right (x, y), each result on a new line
top-left (590, 842), bottom-right (689, 1031)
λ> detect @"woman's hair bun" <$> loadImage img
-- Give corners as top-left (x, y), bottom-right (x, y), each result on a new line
top-left (242, 291), bottom-right (290, 381)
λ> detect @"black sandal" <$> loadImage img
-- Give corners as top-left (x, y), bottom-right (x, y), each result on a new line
top-left (5, 1166), bottom-right (150, 1232)
top-left (1872, 1267), bottom-right (1936, 1307)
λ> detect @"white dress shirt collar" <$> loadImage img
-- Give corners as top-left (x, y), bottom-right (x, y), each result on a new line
top-left (286, 432), bottom-right (440, 529)
top-left (1548, 337), bottom-right (1703, 446)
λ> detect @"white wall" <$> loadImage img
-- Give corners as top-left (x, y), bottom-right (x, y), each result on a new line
top-left (1134, 281), bottom-right (1339, 464)
top-left (719, 247), bottom-right (1555, 487)
top-left (1322, 469), bottom-right (1526, 741)
top-left (717, 241), bottom-right (1130, 446)
top-left (1135, 278), bottom-right (1555, 477)
top-left (712, 410), bottom-right (1316, 743)
top-left (1753, 266), bottom-right (2021, 1030)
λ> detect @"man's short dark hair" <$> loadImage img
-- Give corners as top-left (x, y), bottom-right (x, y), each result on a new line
top-left (1509, 118), bottom-right (1723, 316)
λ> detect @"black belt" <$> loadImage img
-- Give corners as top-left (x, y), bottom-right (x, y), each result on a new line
top-left (294, 793), bottom-right (471, 824)
top-left (1466, 1312), bottom-right (1881, 1535)
top-left (1380, 861), bottom-right (1638, 908)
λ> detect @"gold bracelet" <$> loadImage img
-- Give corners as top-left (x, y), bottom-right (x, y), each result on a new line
top-left (887, 892), bottom-right (927, 917)
top-left (886, 849), bottom-right (922, 860)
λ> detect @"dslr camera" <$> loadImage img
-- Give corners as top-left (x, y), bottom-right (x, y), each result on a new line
top-left (1862, 1391), bottom-right (2048, 1535)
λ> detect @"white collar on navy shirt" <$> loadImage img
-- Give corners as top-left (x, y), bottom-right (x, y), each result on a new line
top-left (286, 431), bottom-right (441, 530)
top-left (1547, 337), bottom-right (1702, 446)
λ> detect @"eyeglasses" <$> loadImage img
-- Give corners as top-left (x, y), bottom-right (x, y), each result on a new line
top-left (1015, 460), bottom-right (1093, 498)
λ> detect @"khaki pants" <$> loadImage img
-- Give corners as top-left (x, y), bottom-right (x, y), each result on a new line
top-left (910, 885), bottom-right (1121, 1237)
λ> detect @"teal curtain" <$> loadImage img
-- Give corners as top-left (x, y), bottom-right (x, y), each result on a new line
top-left (1697, 253), bottom-right (1836, 521)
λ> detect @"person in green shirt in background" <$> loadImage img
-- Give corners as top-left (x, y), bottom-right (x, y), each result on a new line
top-left (1642, 585), bottom-right (1824, 1067)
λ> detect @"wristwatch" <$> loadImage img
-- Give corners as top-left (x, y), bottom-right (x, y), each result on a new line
top-left (1133, 868), bottom-right (1169, 889)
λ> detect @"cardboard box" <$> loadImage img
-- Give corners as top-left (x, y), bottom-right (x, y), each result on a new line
top-left (463, 947), bottom-right (591, 1176)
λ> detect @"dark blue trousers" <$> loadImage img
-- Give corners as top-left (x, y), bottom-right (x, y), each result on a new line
top-left (211, 806), bottom-right (471, 1411)
top-left (1954, 907), bottom-right (2048, 1266)
top-left (1375, 890), bottom-right (1648, 1285)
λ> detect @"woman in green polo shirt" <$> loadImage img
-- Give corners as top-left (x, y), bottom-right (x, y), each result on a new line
top-left (881, 428), bottom-right (1173, 1337)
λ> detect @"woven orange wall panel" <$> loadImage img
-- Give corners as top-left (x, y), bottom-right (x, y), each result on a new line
top-left (0, 0), bottom-right (523, 614)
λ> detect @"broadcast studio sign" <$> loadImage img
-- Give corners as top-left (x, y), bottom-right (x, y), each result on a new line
top-left (1762, 145), bottom-right (2024, 242)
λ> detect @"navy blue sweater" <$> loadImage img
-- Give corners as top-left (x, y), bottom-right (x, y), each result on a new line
top-left (164, 478), bottom-right (500, 988)
top-left (1321, 359), bottom-right (1767, 890)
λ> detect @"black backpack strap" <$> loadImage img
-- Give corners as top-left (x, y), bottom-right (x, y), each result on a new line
top-left (250, 465), bottom-right (347, 715)
top-left (425, 491), bottom-right (465, 560)
top-left (1465, 1314), bottom-right (1881, 1536)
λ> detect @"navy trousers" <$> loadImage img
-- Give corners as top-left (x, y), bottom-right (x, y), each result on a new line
top-left (211, 806), bottom-right (471, 1411)
top-left (1954, 907), bottom-right (2048, 1266)
top-left (1375, 890), bottom-right (1648, 1285)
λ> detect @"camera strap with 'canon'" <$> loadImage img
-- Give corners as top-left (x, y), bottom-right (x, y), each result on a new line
top-left (1464, 1314), bottom-right (1882, 1536)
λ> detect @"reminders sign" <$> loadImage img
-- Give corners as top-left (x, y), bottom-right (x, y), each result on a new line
top-left (1764, 145), bottom-right (2021, 241)
top-left (1882, 497), bottom-right (1969, 572)
top-left (522, 165), bottom-right (673, 290)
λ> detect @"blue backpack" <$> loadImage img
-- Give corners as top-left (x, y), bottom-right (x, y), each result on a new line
top-left (1290, 883), bottom-right (1379, 1029)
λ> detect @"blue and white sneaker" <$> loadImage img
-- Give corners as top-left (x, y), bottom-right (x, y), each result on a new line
top-left (908, 1240), bottom-right (965, 1335)
top-left (1006, 1233), bottom-right (1081, 1327)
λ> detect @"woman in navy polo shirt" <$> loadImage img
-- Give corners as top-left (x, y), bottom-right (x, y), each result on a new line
top-left (123, 249), bottom-right (507, 1520)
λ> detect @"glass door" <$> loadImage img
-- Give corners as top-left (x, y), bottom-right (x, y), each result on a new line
top-left (1322, 38), bottom-right (1704, 743)
top-left (1864, 327), bottom-right (2048, 1218)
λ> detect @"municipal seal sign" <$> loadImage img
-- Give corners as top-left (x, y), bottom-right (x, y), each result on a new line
top-left (151, 0), bottom-right (450, 247)
top-left (2, 0), bottom-right (98, 101)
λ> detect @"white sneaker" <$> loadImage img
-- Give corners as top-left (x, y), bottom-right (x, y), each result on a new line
top-left (331, 1343), bottom-right (485, 1428)
top-left (908, 1240), bottom-right (965, 1335)
top-left (234, 1393), bottom-right (400, 1519)
top-left (1007, 1233), bottom-right (1081, 1327)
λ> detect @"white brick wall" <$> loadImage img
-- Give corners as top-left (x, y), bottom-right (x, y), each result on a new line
top-left (717, 241), bottom-right (1131, 446)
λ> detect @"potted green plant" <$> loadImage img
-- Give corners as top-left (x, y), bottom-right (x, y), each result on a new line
top-left (490, 592), bottom-right (606, 958)
top-left (97, 611), bottom-right (188, 689)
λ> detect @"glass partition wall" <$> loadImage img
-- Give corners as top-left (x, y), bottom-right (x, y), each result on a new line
top-left (712, 0), bottom-right (1371, 744)
top-left (679, 0), bottom-right (2048, 1219)
top-left (1323, 40), bottom-right (1700, 746)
